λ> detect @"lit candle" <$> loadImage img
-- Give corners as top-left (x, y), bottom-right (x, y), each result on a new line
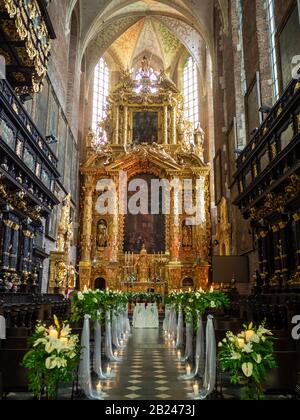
top-left (49, 328), bottom-right (58, 339)
top-left (177, 350), bottom-right (181, 361)
top-left (186, 364), bottom-right (191, 376)
top-left (172, 340), bottom-right (176, 348)
top-left (114, 351), bottom-right (118, 358)
top-left (107, 364), bottom-right (111, 376)
top-left (193, 383), bottom-right (199, 396)
top-left (96, 382), bottom-right (102, 395)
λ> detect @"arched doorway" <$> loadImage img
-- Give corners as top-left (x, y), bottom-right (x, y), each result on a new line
top-left (94, 278), bottom-right (106, 290)
top-left (182, 277), bottom-right (194, 288)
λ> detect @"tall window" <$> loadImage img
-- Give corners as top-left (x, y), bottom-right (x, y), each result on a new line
top-left (92, 57), bottom-right (109, 131)
top-left (266, 0), bottom-right (279, 102)
top-left (183, 57), bottom-right (200, 128)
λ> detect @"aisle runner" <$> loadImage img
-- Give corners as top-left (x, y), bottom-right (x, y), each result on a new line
top-left (103, 329), bottom-right (193, 401)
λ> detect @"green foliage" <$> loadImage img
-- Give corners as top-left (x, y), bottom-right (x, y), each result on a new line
top-left (165, 289), bottom-right (230, 324)
top-left (126, 292), bottom-right (162, 303)
top-left (70, 289), bottom-right (129, 323)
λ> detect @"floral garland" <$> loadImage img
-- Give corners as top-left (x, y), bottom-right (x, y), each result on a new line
top-left (22, 316), bottom-right (81, 399)
top-left (165, 289), bottom-right (230, 323)
top-left (126, 292), bottom-right (162, 303)
top-left (71, 289), bottom-right (129, 323)
top-left (218, 323), bottom-right (277, 400)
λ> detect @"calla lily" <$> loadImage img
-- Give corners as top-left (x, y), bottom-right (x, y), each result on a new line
top-left (242, 362), bottom-right (253, 378)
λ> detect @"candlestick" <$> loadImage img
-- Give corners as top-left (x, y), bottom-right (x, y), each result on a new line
top-left (193, 383), bottom-right (199, 397)
top-left (96, 382), bottom-right (102, 395)
top-left (186, 364), bottom-right (191, 376)
top-left (107, 364), bottom-right (111, 376)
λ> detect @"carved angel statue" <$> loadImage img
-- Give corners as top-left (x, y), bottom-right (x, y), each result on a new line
top-left (57, 194), bottom-right (73, 253)
top-left (194, 123), bottom-right (205, 160)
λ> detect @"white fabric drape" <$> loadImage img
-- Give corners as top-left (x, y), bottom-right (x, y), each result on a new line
top-left (78, 315), bottom-right (102, 400)
top-left (197, 315), bottom-right (216, 400)
top-left (181, 321), bottom-right (193, 362)
top-left (125, 305), bottom-right (131, 334)
top-left (180, 314), bottom-right (205, 380)
top-left (0, 315), bottom-right (6, 340)
top-left (163, 305), bottom-right (171, 332)
top-left (93, 314), bottom-right (108, 380)
top-left (176, 307), bottom-right (184, 349)
top-left (112, 312), bottom-right (121, 349)
top-left (105, 310), bottom-right (120, 362)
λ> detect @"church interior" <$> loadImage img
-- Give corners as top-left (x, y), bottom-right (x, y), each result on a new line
top-left (0, 0), bottom-right (299, 402)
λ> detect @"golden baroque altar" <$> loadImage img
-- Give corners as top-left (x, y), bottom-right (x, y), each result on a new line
top-left (79, 63), bottom-right (211, 292)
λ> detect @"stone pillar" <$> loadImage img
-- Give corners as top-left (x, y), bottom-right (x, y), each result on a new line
top-left (123, 106), bottom-right (128, 146)
top-left (163, 105), bottom-right (168, 144)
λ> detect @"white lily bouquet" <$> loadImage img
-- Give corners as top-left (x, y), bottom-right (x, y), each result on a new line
top-left (23, 316), bottom-right (81, 400)
top-left (218, 323), bottom-right (277, 400)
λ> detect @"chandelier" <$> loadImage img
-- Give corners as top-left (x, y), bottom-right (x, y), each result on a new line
top-left (91, 121), bottom-right (108, 153)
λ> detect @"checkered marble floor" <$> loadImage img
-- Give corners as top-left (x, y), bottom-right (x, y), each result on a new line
top-left (102, 328), bottom-right (194, 401)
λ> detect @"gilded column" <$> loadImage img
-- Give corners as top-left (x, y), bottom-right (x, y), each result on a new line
top-left (163, 105), bottom-right (168, 144)
top-left (123, 106), bottom-right (128, 146)
top-left (109, 175), bottom-right (119, 263)
top-left (114, 105), bottom-right (119, 145)
top-left (170, 184), bottom-right (181, 262)
top-left (81, 181), bottom-right (94, 262)
top-left (171, 106), bottom-right (177, 145)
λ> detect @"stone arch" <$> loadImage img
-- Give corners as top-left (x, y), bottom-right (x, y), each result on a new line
top-left (182, 277), bottom-right (194, 288)
top-left (94, 277), bottom-right (106, 290)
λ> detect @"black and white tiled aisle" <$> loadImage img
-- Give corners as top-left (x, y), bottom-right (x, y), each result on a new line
top-left (102, 328), bottom-right (193, 401)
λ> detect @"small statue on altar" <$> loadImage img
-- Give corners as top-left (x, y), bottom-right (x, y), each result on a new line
top-left (141, 55), bottom-right (150, 73)
top-left (182, 224), bottom-right (192, 247)
top-left (97, 219), bottom-right (108, 248)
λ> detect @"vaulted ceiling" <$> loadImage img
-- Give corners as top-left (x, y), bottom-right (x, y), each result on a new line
top-left (66, 0), bottom-right (228, 80)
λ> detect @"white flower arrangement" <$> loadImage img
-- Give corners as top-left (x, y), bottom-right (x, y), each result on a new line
top-left (218, 323), bottom-right (277, 400)
top-left (23, 316), bottom-right (81, 399)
